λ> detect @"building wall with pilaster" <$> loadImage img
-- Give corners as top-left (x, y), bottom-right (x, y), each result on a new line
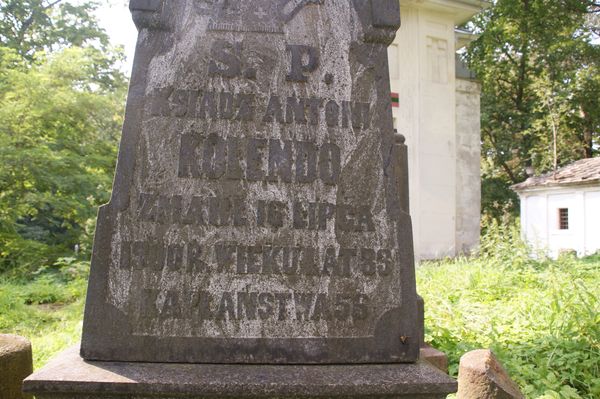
top-left (388, 2), bottom-right (482, 260)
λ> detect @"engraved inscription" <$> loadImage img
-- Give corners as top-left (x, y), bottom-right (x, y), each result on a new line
top-left (177, 136), bottom-right (341, 185)
top-left (92, 2), bottom-right (406, 349)
top-left (149, 89), bottom-right (372, 130)
top-left (139, 290), bottom-right (370, 323)
top-left (120, 242), bottom-right (394, 278)
top-left (286, 45), bottom-right (319, 82)
top-left (120, 33), bottom-right (381, 340)
top-left (134, 194), bottom-right (376, 233)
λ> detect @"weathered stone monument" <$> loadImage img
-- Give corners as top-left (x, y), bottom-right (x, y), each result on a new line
top-left (457, 350), bottom-right (524, 399)
top-left (0, 335), bottom-right (33, 399)
top-left (24, 1), bottom-right (457, 397)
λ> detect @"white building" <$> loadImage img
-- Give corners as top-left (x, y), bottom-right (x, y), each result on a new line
top-left (388, 0), bottom-right (488, 260)
top-left (512, 158), bottom-right (600, 259)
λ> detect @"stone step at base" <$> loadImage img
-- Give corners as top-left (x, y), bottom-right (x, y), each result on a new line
top-left (24, 345), bottom-right (456, 399)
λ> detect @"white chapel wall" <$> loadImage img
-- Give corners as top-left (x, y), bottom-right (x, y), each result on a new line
top-left (389, 2), bottom-right (486, 260)
top-left (522, 194), bottom-right (548, 252)
top-left (546, 193), bottom-right (580, 258)
top-left (389, 5), bottom-right (458, 260)
top-left (584, 191), bottom-right (600, 254)
top-left (520, 187), bottom-right (600, 258)
top-left (455, 79), bottom-right (481, 254)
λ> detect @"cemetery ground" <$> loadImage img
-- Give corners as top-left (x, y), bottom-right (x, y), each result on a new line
top-left (1, 223), bottom-right (598, 399)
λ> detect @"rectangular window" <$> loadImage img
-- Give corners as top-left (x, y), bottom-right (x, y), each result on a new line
top-left (558, 208), bottom-right (569, 230)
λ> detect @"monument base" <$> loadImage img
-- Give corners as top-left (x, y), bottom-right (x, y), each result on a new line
top-left (24, 346), bottom-right (456, 399)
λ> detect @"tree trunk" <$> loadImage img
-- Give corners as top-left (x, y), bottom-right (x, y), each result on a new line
top-left (582, 108), bottom-right (594, 158)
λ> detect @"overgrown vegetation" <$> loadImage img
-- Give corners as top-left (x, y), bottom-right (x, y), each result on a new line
top-left (1, 222), bottom-right (598, 398)
top-left (419, 220), bottom-right (600, 399)
top-left (0, 2), bottom-right (598, 398)
top-left (0, 1), bottom-right (118, 365)
top-left (0, 257), bottom-right (87, 368)
top-left (466, 0), bottom-right (600, 218)
top-left (0, 1), bottom-right (127, 277)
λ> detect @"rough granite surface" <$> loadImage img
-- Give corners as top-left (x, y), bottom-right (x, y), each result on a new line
top-left (81, 0), bottom-right (419, 364)
top-left (457, 350), bottom-right (524, 399)
top-left (24, 346), bottom-right (457, 399)
top-left (0, 334), bottom-right (33, 399)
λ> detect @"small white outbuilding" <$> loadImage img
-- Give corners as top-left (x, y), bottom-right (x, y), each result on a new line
top-left (512, 158), bottom-right (600, 259)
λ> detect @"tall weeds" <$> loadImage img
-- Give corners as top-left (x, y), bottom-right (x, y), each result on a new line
top-left (418, 220), bottom-right (600, 398)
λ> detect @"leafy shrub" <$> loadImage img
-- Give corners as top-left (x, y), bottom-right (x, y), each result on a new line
top-left (0, 46), bottom-right (126, 278)
top-left (0, 260), bottom-right (88, 368)
top-left (418, 221), bottom-right (600, 399)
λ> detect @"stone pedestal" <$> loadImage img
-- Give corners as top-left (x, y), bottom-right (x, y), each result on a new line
top-left (457, 350), bottom-right (523, 399)
top-left (420, 344), bottom-right (449, 374)
top-left (0, 334), bottom-right (33, 399)
top-left (24, 346), bottom-right (456, 399)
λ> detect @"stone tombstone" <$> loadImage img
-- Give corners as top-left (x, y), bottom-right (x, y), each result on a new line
top-left (81, 0), bottom-right (419, 364)
top-left (0, 334), bottom-right (33, 399)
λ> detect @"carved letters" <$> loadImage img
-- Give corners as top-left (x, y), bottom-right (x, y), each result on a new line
top-left (177, 136), bottom-right (341, 185)
top-left (132, 39), bottom-right (380, 326)
top-left (208, 40), bottom-right (321, 83)
top-left (139, 290), bottom-right (370, 323)
top-left (286, 44), bottom-right (319, 82)
top-left (135, 194), bottom-right (375, 232)
top-left (120, 242), bottom-right (393, 278)
top-left (208, 40), bottom-right (257, 79)
top-left (149, 90), bottom-right (372, 130)
top-left (130, 36), bottom-right (381, 332)
top-left (81, 0), bottom-right (413, 363)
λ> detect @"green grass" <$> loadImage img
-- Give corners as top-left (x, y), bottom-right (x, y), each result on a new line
top-left (419, 221), bottom-right (600, 399)
top-left (0, 259), bottom-right (87, 369)
top-left (0, 227), bottom-right (598, 398)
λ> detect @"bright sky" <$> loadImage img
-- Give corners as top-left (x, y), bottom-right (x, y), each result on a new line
top-left (94, 0), bottom-right (138, 73)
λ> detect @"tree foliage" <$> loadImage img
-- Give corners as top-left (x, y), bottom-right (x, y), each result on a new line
top-left (0, 2), bottom-right (127, 276)
top-left (0, 0), bottom-right (109, 61)
top-left (466, 0), bottom-right (600, 218)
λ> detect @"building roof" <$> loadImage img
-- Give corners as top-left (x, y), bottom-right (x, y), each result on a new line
top-left (512, 157), bottom-right (600, 191)
top-left (401, 0), bottom-right (490, 25)
top-left (455, 28), bottom-right (479, 51)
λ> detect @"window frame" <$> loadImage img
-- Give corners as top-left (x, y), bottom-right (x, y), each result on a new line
top-left (558, 208), bottom-right (569, 230)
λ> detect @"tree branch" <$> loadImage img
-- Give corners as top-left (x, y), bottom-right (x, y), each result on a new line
top-left (484, 129), bottom-right (519, 184)
top-left (15, 0), bottom-right (64, 53)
